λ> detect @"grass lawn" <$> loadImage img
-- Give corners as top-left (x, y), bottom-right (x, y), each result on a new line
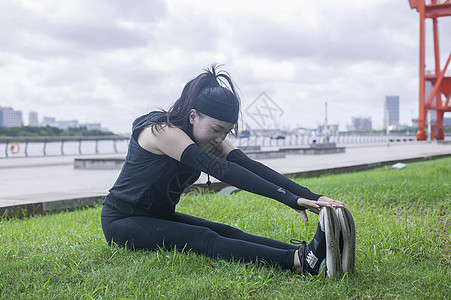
top-left (1, 157), bottom-right (450, 299)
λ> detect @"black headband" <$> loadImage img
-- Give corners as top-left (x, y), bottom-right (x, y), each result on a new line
top-left (193, 94), bottom-right (239, 123)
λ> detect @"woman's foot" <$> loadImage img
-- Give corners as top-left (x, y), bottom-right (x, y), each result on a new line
top-left (294, 208), bottom-right (341, 278)
top-left (294, 225), bottom-right (326, 276)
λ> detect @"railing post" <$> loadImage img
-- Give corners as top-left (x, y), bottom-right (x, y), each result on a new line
top-left (113, 139), bottom-right (118, 153)
top-left (78, 139), bottom-right (82, 155)
top-left (61, 140), bottom-right (65, 156)
top-left (43, 140), bottom-right (47, 156)
top-left (5, 140), bottom-right (9, 158)
top-left (25, 139), bottom-right (29, 157)
top-left (95, 139), bottom-right (99, 154)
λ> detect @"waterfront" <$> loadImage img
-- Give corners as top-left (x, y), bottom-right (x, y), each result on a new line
top-left (0, 132), bottom-right (423, 159)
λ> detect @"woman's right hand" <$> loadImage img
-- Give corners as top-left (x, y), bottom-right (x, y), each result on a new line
top-left (296, 196), bottom-right (346, 222)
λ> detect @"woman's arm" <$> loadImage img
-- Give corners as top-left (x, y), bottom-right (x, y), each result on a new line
top-left (138, 127), bottom-right (345, 217)
top-left (226, 148), bottom-right (347, 220)
top-left (226, 148), bottom-right (321, 200)
top-left (138, 126), bottom-right (302, 209)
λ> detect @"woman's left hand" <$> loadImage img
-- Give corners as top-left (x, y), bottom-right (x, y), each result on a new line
top-left (296, 196), bottom-right (347, 222)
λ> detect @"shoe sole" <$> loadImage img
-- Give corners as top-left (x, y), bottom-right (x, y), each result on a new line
top-left (319, 208), bottom-right (341, 278)
top-left (335, 207), bottom-right (356, 274)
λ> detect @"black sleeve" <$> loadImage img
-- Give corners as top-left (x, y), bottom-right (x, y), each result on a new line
top-left (227, 149), bottom-right (322, 201)
top-left (180, 144), bottom-right (304, 210)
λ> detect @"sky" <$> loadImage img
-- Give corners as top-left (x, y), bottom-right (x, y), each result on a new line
top-left (1, 0), bottom-right (450, 134)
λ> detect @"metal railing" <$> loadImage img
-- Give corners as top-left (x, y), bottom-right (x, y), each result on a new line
top-left (0, 136), bottom-right (129, 158)
top-left (233, 132), bottom-right (417, 148)
top-left (0, 132), bottom-right (419, 158)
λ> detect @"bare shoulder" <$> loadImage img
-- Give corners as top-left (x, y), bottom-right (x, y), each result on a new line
top-left (137, 125), bottom-right (164, 155)
top-left (138, 124), bottom-right (194, 161)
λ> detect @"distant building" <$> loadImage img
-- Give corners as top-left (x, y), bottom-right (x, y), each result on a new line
top-left (45, 118), bottom-right (79, 130)
top-left (317, 124), bottom-right (339, 135)
top-left (53, 120), bottom-right (79, 130)
top-left (29, 111), bottom-right (39, 127)
top-left (82, 123), bottom-right (102, 131)
top-left (385, 95), bottom-right (400, 126)
top-left (40, 117), bottom-right (105, 131)
top-left (348, 117), bottom-right (372, 131)
top-left (1, 106), bottom-right (108, 131)
top-left (41, 116), bottom-right (56, 126)
top-left (41, 116), bottom-right (78, 129)
top-left (0, 106), bottom-right (23, 127)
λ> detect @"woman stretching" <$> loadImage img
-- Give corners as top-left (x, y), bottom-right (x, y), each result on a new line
top-left (101, 65), bottom-right (355, 278)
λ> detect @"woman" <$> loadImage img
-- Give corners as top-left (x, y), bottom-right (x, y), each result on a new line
top-left (101, 65), bottom-right (355, 278)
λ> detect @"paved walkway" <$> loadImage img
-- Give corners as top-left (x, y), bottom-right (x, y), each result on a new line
top-left (1, 141), bottom-right (450, 217)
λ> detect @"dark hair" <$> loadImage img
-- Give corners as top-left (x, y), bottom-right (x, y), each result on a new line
top-left (148, 64), bottom-right (241, 139)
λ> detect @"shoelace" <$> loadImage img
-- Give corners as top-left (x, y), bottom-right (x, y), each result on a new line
top-left (290, 239), bottom-right (306, 246)
top-left (290, 239), bottom-right (307, 273)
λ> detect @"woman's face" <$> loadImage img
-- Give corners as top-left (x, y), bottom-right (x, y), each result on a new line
top-left (189, 109), bottom-right (234, 151)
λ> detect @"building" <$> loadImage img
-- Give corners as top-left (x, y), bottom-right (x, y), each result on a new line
top-left (348, 117), bottom-right (372, 131)
top-left (41, 117), bottom-right (56, 127)
top-left (385, 95), bottom-right (400, 126)
top-left (83, 123), bottom-right (102, 131)
top-left (317, 124), bottom-right (339, 135)
top-left (0, 106), bottom-right (23, 127)
top-left (29, 111), bottom-right (39, 127)
top-left (41, 117), bottom-right (104, 131)
top-left (41, 117), bottom-right (79, 130)
top-left (1, 106), bottom-right (108, 131)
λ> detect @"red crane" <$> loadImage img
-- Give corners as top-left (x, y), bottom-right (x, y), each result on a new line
top-left (409, 0), bottom-right (451, 140)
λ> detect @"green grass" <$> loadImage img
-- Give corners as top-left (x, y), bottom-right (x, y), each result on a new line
top-left (1, 157), bottom-right (450, 299)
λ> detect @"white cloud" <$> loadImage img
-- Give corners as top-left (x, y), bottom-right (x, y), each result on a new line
top-left (0, 0), bottom-right (450, 133)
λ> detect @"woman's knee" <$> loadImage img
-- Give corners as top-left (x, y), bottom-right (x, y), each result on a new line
top-left (218, 223), bottom-right (246, 238)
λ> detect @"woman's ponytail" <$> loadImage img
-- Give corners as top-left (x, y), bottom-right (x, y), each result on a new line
top-left (148, 64), bottom-right (240, 139)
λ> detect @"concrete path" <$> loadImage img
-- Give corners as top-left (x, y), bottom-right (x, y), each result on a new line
top-left (1, 141), bottom-right (450, 217)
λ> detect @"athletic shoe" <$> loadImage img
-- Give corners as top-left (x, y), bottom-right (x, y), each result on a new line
top-left (292, 227), bottom-right (326, 276)
top-left (335, 207), bottom-right (356, 274)
top-left (321, 207), bottom-right (342, 278)
top-left (293, 208), bottom-right (341, 278)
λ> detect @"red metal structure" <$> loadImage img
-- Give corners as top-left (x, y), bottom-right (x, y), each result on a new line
top-left (409, 0), bottom-right (451, 140)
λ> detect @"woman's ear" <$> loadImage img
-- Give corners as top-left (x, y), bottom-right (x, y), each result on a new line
top-left (189, 109), bottom-right (197, 125)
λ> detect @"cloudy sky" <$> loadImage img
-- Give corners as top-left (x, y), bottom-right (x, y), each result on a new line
top-left (1, 0), bottom-right (450, 133)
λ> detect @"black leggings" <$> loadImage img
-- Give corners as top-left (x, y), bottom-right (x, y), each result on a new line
top-left (101, 205), bottom-right (297, 269)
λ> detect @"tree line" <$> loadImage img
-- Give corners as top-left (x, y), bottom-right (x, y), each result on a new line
top-left (0, 126), bottom-right (116, 137)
